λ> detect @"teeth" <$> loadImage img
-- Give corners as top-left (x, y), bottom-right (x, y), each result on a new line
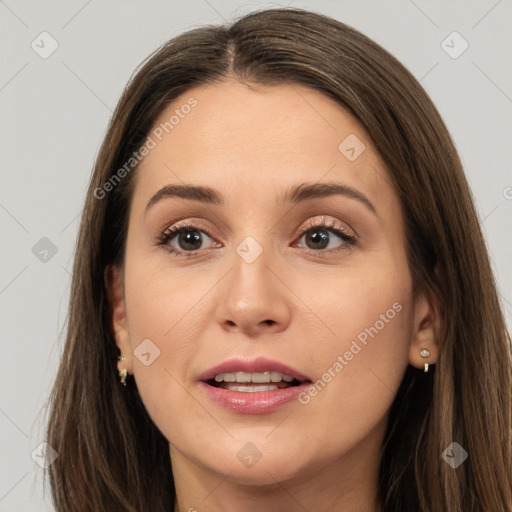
top-left (236, 371), bottom-right (252, 383)
top-left (223, 384), bottom-right (279, 392)
top-left (213, 371), bottom-right (296, 383)
top-left (270, 371), bottom-right (282, 382)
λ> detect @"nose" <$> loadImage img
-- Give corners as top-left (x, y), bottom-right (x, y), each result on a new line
top-left (214, 243), bottom-right (292, 337)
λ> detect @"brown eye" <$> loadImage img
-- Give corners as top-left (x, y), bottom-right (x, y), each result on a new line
top-left (295, 218), bottom-right (356, 255)
top-left (172, 229), bottom-right (204, 251)
top-left (156, 224), bottom-right (217, 256)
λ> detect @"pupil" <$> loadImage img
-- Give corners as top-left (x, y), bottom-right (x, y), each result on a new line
top-left (179, 229), bottom-right (202, 250)
top-left (306, 228), bottom-right (329, 249)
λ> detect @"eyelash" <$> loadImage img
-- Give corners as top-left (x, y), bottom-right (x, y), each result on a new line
top-left (155, 217), bottom-right (357, 258)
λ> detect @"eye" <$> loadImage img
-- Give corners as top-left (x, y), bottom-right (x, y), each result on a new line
top-left (155, 222), bottom-right (219, 257)
top-left (294, 217), bottom-right (356, 255)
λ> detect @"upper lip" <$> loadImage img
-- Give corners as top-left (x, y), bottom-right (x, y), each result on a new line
top-left (198, 357), bottom-right (311, 383)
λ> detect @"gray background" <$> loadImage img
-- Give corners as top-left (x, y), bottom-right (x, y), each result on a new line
top-left (1, 0), bottom-right (511, 510)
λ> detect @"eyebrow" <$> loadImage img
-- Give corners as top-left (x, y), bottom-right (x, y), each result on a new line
top-left (145, 182), bottom-right (377, 216)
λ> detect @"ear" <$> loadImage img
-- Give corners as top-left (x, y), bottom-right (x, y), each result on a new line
top-left (105, 264), bottom-right (133, 375)
top-left (408, 285), bottom-right (441, 372)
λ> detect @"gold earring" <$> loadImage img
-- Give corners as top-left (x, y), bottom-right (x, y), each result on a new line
top-left (119, 368), bottom-right (128, 386)
top-left (117, 355), bottom-right (127, 385)
top-left (420, 348), bottom-right (430, 373)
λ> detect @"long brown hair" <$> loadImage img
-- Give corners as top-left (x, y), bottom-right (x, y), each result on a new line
top-left (45, 7), bottom-right (512, 511)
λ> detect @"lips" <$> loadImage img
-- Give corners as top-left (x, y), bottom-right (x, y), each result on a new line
top-left (197, 357), bottom-right (313, 414)
top-left (197, 356), bottom-right (312, 383)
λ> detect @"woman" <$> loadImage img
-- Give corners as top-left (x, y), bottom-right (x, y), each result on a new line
top-left (45, 7), bottom-right (512, 512)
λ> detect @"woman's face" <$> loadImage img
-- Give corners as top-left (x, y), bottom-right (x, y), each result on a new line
top-left (110, 80), bottom-right (434, 487)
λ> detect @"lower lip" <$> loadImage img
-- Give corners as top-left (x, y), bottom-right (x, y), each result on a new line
top-left (199, 381), bottom-right (310, 414)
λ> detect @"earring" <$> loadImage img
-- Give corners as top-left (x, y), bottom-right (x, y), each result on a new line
top-left (117, 355), bottom-right (127, 385)
top-left (119, 368), bottom-right (128, 386)
top-left (420, 348), bottom-right (430, 373)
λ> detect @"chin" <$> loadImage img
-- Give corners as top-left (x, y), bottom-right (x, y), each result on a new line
top-left (182, 437), bottom-right (310, 486)
top-left (210, 457), bottom-right (305, 487)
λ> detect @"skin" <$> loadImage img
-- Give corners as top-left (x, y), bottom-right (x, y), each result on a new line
top-left (108, 79), bottom-right (439, 512)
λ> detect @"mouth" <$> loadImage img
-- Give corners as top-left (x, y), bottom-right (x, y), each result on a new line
top-left (206, 371), bottom-right (306, 392)
top-left (198, 357), bottom-right (313, 414)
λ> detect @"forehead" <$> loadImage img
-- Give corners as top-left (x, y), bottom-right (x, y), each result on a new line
top-left (131, 79), bottom-right (396, 213)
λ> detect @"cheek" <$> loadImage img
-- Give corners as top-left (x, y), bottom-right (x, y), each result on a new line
top-left (123, 235), bottom-right (220, 344)
top-left (122, 251), bottom-right (219, 437)
top-left (317, 271), bottom-right (412, 367)
top-left (295, 259), bottom-right (413, 436)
